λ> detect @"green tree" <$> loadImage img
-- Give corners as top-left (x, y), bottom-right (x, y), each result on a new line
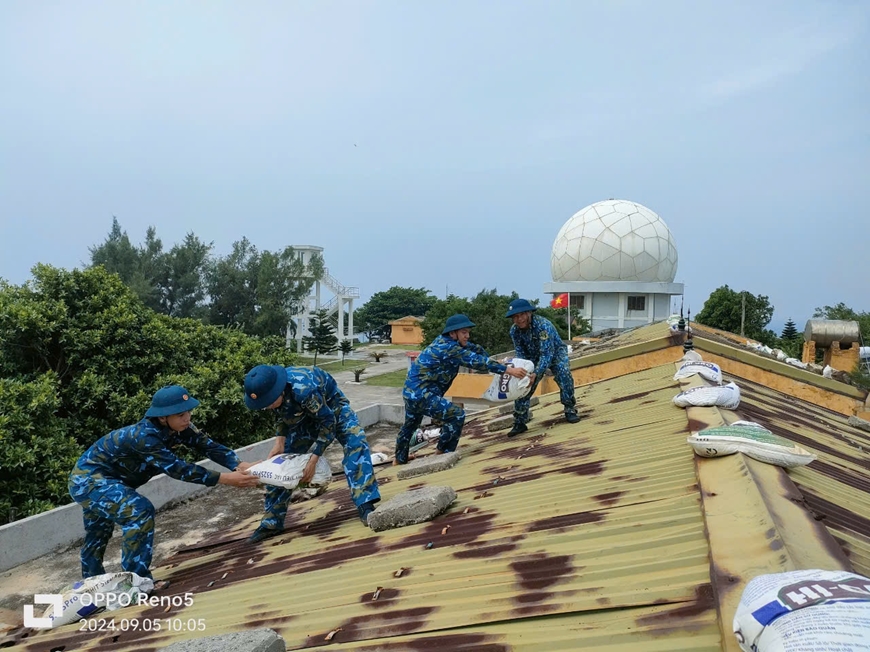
top-left (89, 217), bottom-right (163, 310)
top-left (0, 264), bottom-right (297, 522)
top-left (206, 239), bottom-right (322, 338)
top-left (776, 318), bottom-right (803, 358)
top-left (781, 318), bottom-right (799, 340)
top-left (339, 339), bottom-right (353, 364)
top-left (157, 232), bottom-right (212, 319)
top-left (90, 219), bottom-right (212, 319)
top-left (356, 286), bottom-right (438, 337)
top-left (421, 289), bottom-right (516, 354)
top-left (695, 285), bottom-right (776, 345)
top-left (303, 309), bottom-right (338, 366)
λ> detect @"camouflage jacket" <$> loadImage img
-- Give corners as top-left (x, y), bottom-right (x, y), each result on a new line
top-left (273, 367), bottom-right (350, 457)
top-left (69, 419), bottom-right (239, 489)
top-left (403, 335), bottom-right (506, 400)
top-left (510, 315), bottom-right (567, 376)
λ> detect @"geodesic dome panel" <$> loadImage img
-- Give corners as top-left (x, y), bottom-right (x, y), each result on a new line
top-left (550, 199), bottom-right (678, 282)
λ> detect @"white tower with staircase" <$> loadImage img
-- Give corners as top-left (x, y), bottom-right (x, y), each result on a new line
top-left (290, 245), bottom-right (360, 352)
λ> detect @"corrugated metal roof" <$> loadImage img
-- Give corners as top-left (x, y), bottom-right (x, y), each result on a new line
top-left (731, 374), bottom-right (870, 577)
top-left (13, 365), bottom-right (722, 651)
top-left (10, 348), bottom-right (867, 652)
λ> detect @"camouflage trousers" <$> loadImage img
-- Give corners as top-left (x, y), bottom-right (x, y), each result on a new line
top-left (69, 479), bottom-right (155, 580)
top-left (395, 392), bottom-right (465, 464)
top-left (259, 404), bottom-right (381, 530)
top-left (514, 353), bottom-right (577, 426)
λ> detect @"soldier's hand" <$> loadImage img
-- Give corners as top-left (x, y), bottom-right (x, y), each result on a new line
top-left (268, 444), bottom-right (283, 459)
top-left (505, 367), bottom-right (528, 379)
top-left (219, 471), bottom-right (261, 487)
top-left (235, 461), bottom-right (256, 473)
top-left (301, 455), bottom-right (319, 484)
top-left (528, 372), bottom-right (537, 385)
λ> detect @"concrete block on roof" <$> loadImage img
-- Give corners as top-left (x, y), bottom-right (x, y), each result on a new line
top-left (498, 396), bottom-right (538, 414)
top-left (397, 451), bottom-right (461, 479)
top-left (488, 413), bottom-right (532, 431)
top-left (848, 416), bottom-right (870, 433)
top-left (368, 486), bottom-right (456, 532)
top-left (161, 628), bottom-right (285, 652)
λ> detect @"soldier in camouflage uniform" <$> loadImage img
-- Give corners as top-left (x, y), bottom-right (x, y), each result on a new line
top-left (243, 365), bottom-right (381, 542)
top-left (505, 299), bottom-right (580, 437)
top-left (68, 386), bottom-right (259, 582)
top-left (394, 314), bottom-right (528, 464)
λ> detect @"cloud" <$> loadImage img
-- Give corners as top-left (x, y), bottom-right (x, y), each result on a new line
top-left (698, 17), bottom-right (864, 102)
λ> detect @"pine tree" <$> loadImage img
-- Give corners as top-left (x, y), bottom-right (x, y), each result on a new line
top-left (302, 309), bottom-right (338, 366)
top-left (339, 339), bottom-right (353, 365)
top-left (781, 318), bottom-right (799, 340)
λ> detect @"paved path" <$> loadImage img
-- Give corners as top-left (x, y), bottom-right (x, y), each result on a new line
top-left (326, 346), bottom-right (410, 410)
top-left (321, 346), bottom-right (492, 414)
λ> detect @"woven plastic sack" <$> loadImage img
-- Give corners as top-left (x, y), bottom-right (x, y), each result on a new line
top-left (247, 453), bottom-right (332, 494)
top-left (673, 361), bottom-right (722, 384)
top-left (733, 569), bottom-right (870, 652)
top-left (42, 572), bottom-right (154, 628)
top-left (370, 452), bottom-right (391, 466)
top-left (673, 382), bottom-right (741, 409)
top-left (482, 358), bottom-right (535, 402)
top-left (687, 421), bottom-right (816, 468)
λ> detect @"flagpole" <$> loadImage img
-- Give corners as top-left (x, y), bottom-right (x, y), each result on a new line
top-left (567, 294), bottom-right (571, 342)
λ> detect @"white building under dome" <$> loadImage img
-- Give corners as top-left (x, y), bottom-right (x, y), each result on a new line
top-left (543, 199), bottom-right (684, 333)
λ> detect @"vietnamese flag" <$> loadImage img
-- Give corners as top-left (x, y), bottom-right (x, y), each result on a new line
top-left (550, 293), bottom-right (569, 309)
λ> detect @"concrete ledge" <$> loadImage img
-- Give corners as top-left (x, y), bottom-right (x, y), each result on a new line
top-left (356, 403), bottom-right (422, 428)
top-left (397, 452), bottom-right (461, 480)
top-left (0, 437), bottom-right (287, 573)
top-left (368, 486), bottom-right (457, 532)
top-left (0, 405), bottom-right (418, 573)
top-left (161, 628), bottom-right (285, 652)
top-left (848, 416), bottom-right (870, 433)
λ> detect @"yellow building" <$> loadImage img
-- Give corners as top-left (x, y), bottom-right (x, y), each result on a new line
top-left (388, 315), bottom-right (424, 346)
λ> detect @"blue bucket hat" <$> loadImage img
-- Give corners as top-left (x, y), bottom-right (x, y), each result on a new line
top-left (244, 364), bottom-right (287, 410)
top-left (442, 314), bottom-right (476, 335)
top-left (145, 385), bottom-right (200, 417)
top-left (505, 298), bottom-right (537, 318)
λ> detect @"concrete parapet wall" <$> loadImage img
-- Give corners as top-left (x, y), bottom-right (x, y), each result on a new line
top-left (0, 405), bottom-right (405, 573)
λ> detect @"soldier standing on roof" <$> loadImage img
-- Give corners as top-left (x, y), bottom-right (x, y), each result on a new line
top-left (505, 299), bottom-right (580, 437)
top-left (394, 314), bottom-right (528, 464)
top-left (68, 386), bottom-right (259, 587)
top-left (243, 365), bottom-right (381, 542)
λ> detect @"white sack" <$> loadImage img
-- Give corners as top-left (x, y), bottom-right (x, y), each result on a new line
top-left (43, 572), bottom-right (154, 628)
top-left (482, 358), bottom-right (535, 402)
top-left (673, 361), bottom-right (723, 384)
top-left (673, 382), bottom-right (741, 409)
top-left (247, 453), bottom-right (332, 493)
top-left (733, 569), bottom-right (870, 652)
top-left (687, 421), bottom-right (816, 468)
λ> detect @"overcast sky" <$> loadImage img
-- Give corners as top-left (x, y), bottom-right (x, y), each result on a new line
top-left (1, 0), bottom-right (867, 332)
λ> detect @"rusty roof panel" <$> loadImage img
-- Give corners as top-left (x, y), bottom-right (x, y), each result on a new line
top-left (11, 364), bottom-right (725, 651)
top-left (728, 374), bottom-right (870, 577)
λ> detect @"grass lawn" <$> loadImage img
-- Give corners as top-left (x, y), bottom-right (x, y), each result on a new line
top-left (362, 368), bottom-right (409, 387)
top-left (295, 356), bottom-right (361, 371)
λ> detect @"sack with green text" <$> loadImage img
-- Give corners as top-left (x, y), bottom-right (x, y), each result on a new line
top-left (687, 421), bottom-right (816, 468)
